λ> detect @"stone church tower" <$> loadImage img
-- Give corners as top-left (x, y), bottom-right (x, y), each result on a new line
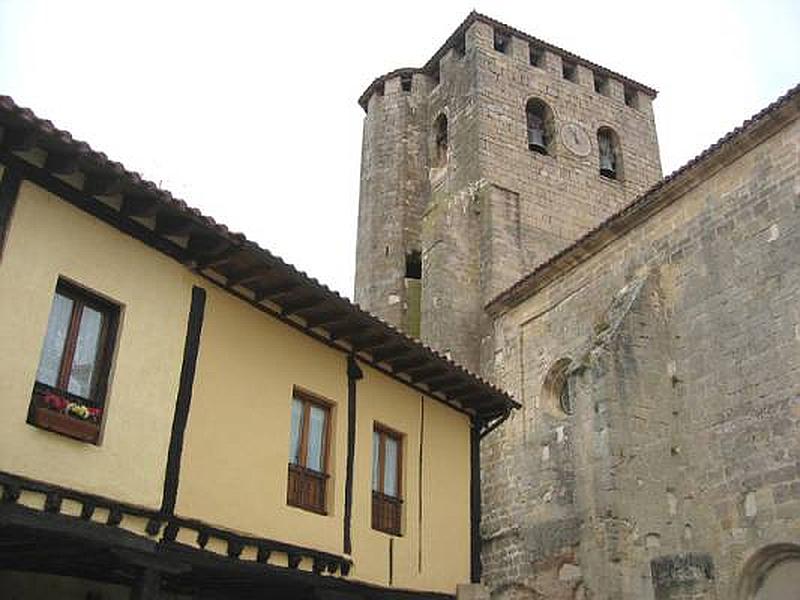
top-left (354, 12), bottom-right (661, 374)
top-left (356, 11), bottom-right (800, 600)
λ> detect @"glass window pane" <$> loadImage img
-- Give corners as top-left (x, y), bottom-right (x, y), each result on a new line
top-left (384, 436), bottom-right (399, 497)
top-left (289, 397), bottom-right (304, 465)
top-left (306, 404), bottom-right (327, 472)
top-left (372, 431), bottom-right (380, 491)
top-left (35, 293), bottom-right (74, 387)
top-left (67, 306), bottom-right (104, 398)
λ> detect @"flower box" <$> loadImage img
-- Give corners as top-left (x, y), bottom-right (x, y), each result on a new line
top-left (31, 406), bottom-right (100, 444)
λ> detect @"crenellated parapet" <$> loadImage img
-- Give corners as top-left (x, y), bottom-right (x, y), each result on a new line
top-left (358, 12), bottom-right (656, 114)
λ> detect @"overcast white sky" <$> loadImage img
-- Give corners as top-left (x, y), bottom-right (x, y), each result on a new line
top-left (0, 1), bottom-right (798, 297)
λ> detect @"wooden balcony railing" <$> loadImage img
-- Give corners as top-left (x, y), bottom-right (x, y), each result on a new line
top-left (287, 464), bottom-right (328, 515)
top-left (372, 491), bottom-right (402, 536)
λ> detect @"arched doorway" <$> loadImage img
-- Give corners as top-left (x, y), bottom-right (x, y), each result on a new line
top-left (739, 544), bottom-right (800, 600)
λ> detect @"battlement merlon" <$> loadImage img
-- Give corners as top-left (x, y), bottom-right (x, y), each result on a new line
top-left (357, 11), bottom-right (658, 111)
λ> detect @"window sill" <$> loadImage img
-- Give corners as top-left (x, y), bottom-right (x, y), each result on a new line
top-left (372, 491), bottom-right (402, 537)
top-left (371, 525), bottom-right (403, 537)
top-left (287, 464), bottom-right (329, 516)
top-left (28, 406), bottom-right (100, 444)
top-left (599, 172), bottom-right (623, 185)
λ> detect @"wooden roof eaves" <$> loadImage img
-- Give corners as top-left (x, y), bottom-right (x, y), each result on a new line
top-left (0, 95), bottom-right (519, 419)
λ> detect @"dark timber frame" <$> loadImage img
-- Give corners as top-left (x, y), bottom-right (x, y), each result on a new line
top-left (470, 417), bottom-right (482, 583)
top-left (0, 166), bottom-right (21, 260)
top-left (343, 355), bottom-right (363, 554)
top-left (161, 286), bottom-right (206, 516)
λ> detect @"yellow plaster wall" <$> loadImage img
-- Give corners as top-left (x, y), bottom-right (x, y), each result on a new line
top-left (0, 172), bottom-right (473, 594)
top-left (350, 362), bottom-right (471, 593)
top-left (175, 283), bottom-right (349, 554)
top-left (177, 301), bottom-right (472, 593)
top-left (0, 180), bottom-right (193, 507)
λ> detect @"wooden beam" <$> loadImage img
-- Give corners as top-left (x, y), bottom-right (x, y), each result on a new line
top-left (83, 173), bottom-right (123, 196)
top-left (371, 344), bottom-right (413, 363)
top-left (404, 363), bottom-right (447, 379)
top-left (161, 286), bottom-right (206, 516)
top-left (226, 266), bottom-right (271, 287)
top-left (435, 381), bottom-right (476, 396)
top-left (0, 168), bottom-right (22, 262)
top-left (156, 214), bottom-right (195, 237)
top-left (187, 235), bottom-right (230, 259)
top-left (417, 372), bottom-right (462, 388)
top-left (44, 152), bottom-right (80, 175)
top-left (456, 390), bottom-right (490, 404)
top-left (280, 295), bottom-right (322, 315)
top-left (326, 320), bottom-right (364, 340)
top-left (349, 331), bottom-right (391, 352)
top-left (253, 280), bottom-right (300, 302)
top-left (384, 353), bottom-right (428, 371)
top-left (121, 195), bottom-right (160, 218)
top-left (1, 128), bottom-right (38, 151)
top-left (303, 310), bottom-right (349, 329)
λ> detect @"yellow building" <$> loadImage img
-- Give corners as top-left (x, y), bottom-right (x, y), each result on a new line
top-left (0, 96), bottom-right (517, 600)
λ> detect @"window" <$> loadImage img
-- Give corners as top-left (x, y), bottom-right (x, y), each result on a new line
top-left (493, 29), bottom-right (510, 54)
top-left (372, 425), bottom-right (402, 535)
top-left (624, 85), bottom-right (639, 109)
top-left (525, 98), bottom-right (554, 155)
top-left (400, 73), bottom-right (412, 93)
top-left (529, 44), bottom-right (545, 67)
top-left (562, 59), bottom-right (578, 83)
top-left (543, 358), bottom-right (573, 416)
top-left (433, 114), bottom-right (448, 167)
top-left (27, 280), bottom-right (119, 444)
top-left (405, 251), bottom-right (421, 280)
top-left (287, 388), bottom-right (331, 514)
top-left (594, 73), bottom-right (609, 96)
top-left (597, 127), bottom-right (622, 180)
top-left (404, 252), bottom-right (422, 338)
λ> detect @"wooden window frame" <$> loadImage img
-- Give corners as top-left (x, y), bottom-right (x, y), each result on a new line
top-left (27, 279), bottom-right (120, 444)
top-left (372, 423), bottom-right (403, 536)
top-left (287, 387), bottom-right (332, 515)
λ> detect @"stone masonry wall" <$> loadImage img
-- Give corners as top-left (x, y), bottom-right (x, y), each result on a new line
top-left (483, 107), bottom-right (800, 598)
top-left (354, 69), bottom-right (433, 327)
top-left (355, 16), bottom-right (662, 374)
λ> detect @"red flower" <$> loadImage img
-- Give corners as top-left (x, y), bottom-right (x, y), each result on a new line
top-left (43, 392), bottom-right (68, 411)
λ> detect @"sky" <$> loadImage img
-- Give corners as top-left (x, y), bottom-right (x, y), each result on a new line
top-left (0, 0), bottom-right (798, 298)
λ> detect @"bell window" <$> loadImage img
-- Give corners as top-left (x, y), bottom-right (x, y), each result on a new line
top-left (562, 59), bottom-right (578, 83)
top-left (529, 44), bottom-right (545, 67)
top-left (525, 98), bottom-right (554, 156)
top-left (598, 127), bottom-right (621, 180)
top-left (624, 86), bottom-right (639, 108)
top-left (493, 29), bottom-right (511, 54)
top-left (594, 73), bottom-right (609, 96)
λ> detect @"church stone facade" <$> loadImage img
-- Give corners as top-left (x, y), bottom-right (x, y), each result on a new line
top-left (355, 12), bottom-right (800, 600)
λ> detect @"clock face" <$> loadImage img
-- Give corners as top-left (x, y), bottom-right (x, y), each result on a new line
top-left (560, 122), bottom-right (591, 157)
